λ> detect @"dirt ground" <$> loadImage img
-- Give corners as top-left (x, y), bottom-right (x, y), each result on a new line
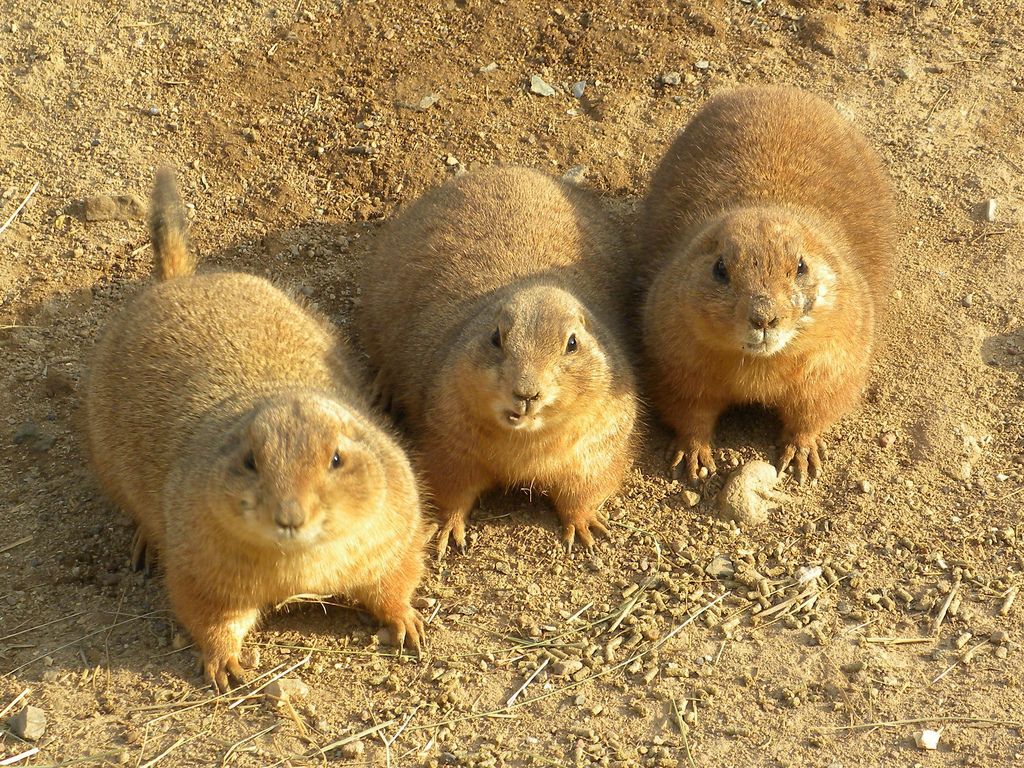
top-left (1, 0), bottom-right (1022, 766)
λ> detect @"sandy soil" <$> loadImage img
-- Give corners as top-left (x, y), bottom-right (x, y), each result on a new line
top-left (1, 1), bottom-right (1022, 766)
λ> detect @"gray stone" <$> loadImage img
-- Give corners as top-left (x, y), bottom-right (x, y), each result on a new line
top-left (79, 193), bottom-right (146, 222)
top-left (660, 71), bottom-right (681, 85)
top-left (682, 490), bottom-right (701, 508)
top-left (417, 93), bottom-right (439, 110)
top-left (529, 74), bottom-right (556, 97)
top-left (562, 165), bottom-right (587, 184)
top-left (266, 677), bottom-right (309, 701)
top-left (551, 659), bottom-right (584, 677)
top-left (11, 705), bottom-right (46, 741)
top-left (705, 555), bottom-right (734, 580)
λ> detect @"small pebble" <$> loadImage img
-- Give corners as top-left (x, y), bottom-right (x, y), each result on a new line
top-left (982, 198), bottom-right (997, 222)
top-left (961, 293), bottom-right (973, 307)
top-left (681, 490), bottom-right (701, 508)
top-left (551, 659), bottom-right (584, 677)
top-left (529, 75), bottom-right (556, 97)
top-left (660, 72), bottom-right (681, 86)
top-left (571, 81), bottom-right (586, 98)
top-left (11, 705), bottom-right (46, 741)
top-left (266, 677), bottom-right (310, 702)
top-left (878, 431), bottom-right (896, 448)
top-left (705, 555), bottom-right (734, 580)
top-left (856, 479), bottom-right (873, 494)
top-left (562, 165), bottom-right (587, 184)
top-left (989, 630), bottom-right (1009, 645)
top-left (913, 729), bottom-right (941, 750)
top-left (478, 62), bottom-right (498, 74)
top-left (694, 60), bottom-right (710, 70)
top-left (417, 93), bottom-right (439, 110)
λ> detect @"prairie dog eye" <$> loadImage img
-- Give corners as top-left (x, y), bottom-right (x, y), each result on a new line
top-left (797, 257), bottom-right (808, 277)
top-left (491, 328), bottom-right (502, 348)
top-left (565, 333), bottom-right (578, 354)
top-left (330, 450), bottom-right (342, 470)
top-left (243, 450), bottom-right (257, 472)
top-left (713, 257), bottom-right (729, 284)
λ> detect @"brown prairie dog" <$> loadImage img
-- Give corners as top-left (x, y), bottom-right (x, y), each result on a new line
top-left (84, 168), bottom-right (426, 690)
top-left (358, 166), bottom-right (638, 555)
top-left (639, 86), bottom-right (895, 483)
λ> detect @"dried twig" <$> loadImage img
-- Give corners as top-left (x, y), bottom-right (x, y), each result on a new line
top-left (0, 748), bottom-right (40, 766)
top-left (924, 87), bottom-right (951, 122)
top-left (138, 737), bottom-right (186, 768)
top-left (268, 719), bottom-right (398, 768)
top-left (932, 580), bottom-right (960, 635)
top-left (0, 536), bottom-right (32, 556)
top-left (863, 636), bottom-right (935, 645)
top-left (931, 639), bottom-right (989, 685)
top-left (221, 724), bottom-right (277, 766)
top-left (0, 182), bottom-right (39, 239)
top-left (227, 653), bottom-right (311, 709)
top-left (0, 688), bottom-right (30, 720)
top-left (816, 714), bottom-right (1022, 732)
top-left (505, 658), bottom-right (549, 707)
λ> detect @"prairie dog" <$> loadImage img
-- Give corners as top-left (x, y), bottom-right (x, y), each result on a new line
top-left (639, 86), bottom-right (895, 482)
top-left (84, 168), bottom-right (426, 690)
top-left (358, 167), bottom-right (638, 555)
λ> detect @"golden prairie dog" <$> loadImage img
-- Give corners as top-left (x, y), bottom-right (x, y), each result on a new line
top-left (639, 86), bottom-right (895, 483)
top-left (84, 168), bottom-right (426, 690)
top-left (358, 166), bottom-right (638, 555)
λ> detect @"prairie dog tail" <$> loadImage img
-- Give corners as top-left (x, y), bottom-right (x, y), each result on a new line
top-left (150, 166), bottom-right (196, 281)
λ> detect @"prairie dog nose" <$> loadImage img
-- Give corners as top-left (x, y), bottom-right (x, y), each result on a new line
top-left (513, 389), bottom-right (541, 402)
top-left (748, 298), bottom-right (779, 330)
top-left (274, 499), bottom-right (307, 531)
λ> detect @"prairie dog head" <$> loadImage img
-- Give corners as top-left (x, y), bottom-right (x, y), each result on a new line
top-left (454, 284), bottom-right (611, 433)
top-left (673, 207), bottom-right (842, 357)
top-left (209, 396), bottom-right (390, 548)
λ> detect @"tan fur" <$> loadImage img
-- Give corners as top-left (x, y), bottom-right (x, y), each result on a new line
top-left (149, 166), bottom-right (195, 280)
top-left (638, 86), bottom-right (895, 482)
top-left (84, 168), bottom-right (426, 690)
top-left (358, 167), bottom-right (638, 555)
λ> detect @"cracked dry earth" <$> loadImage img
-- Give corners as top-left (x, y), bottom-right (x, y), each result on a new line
top-left (1, 0), bottom-right (1022, 767)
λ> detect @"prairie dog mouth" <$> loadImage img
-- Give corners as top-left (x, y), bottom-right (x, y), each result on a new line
top-left (504, 409), bottom-right (539, 429)
top-left (743, 327), bottom-right (793, 356)
top-left (501, 407), bottom-right (545, 431)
